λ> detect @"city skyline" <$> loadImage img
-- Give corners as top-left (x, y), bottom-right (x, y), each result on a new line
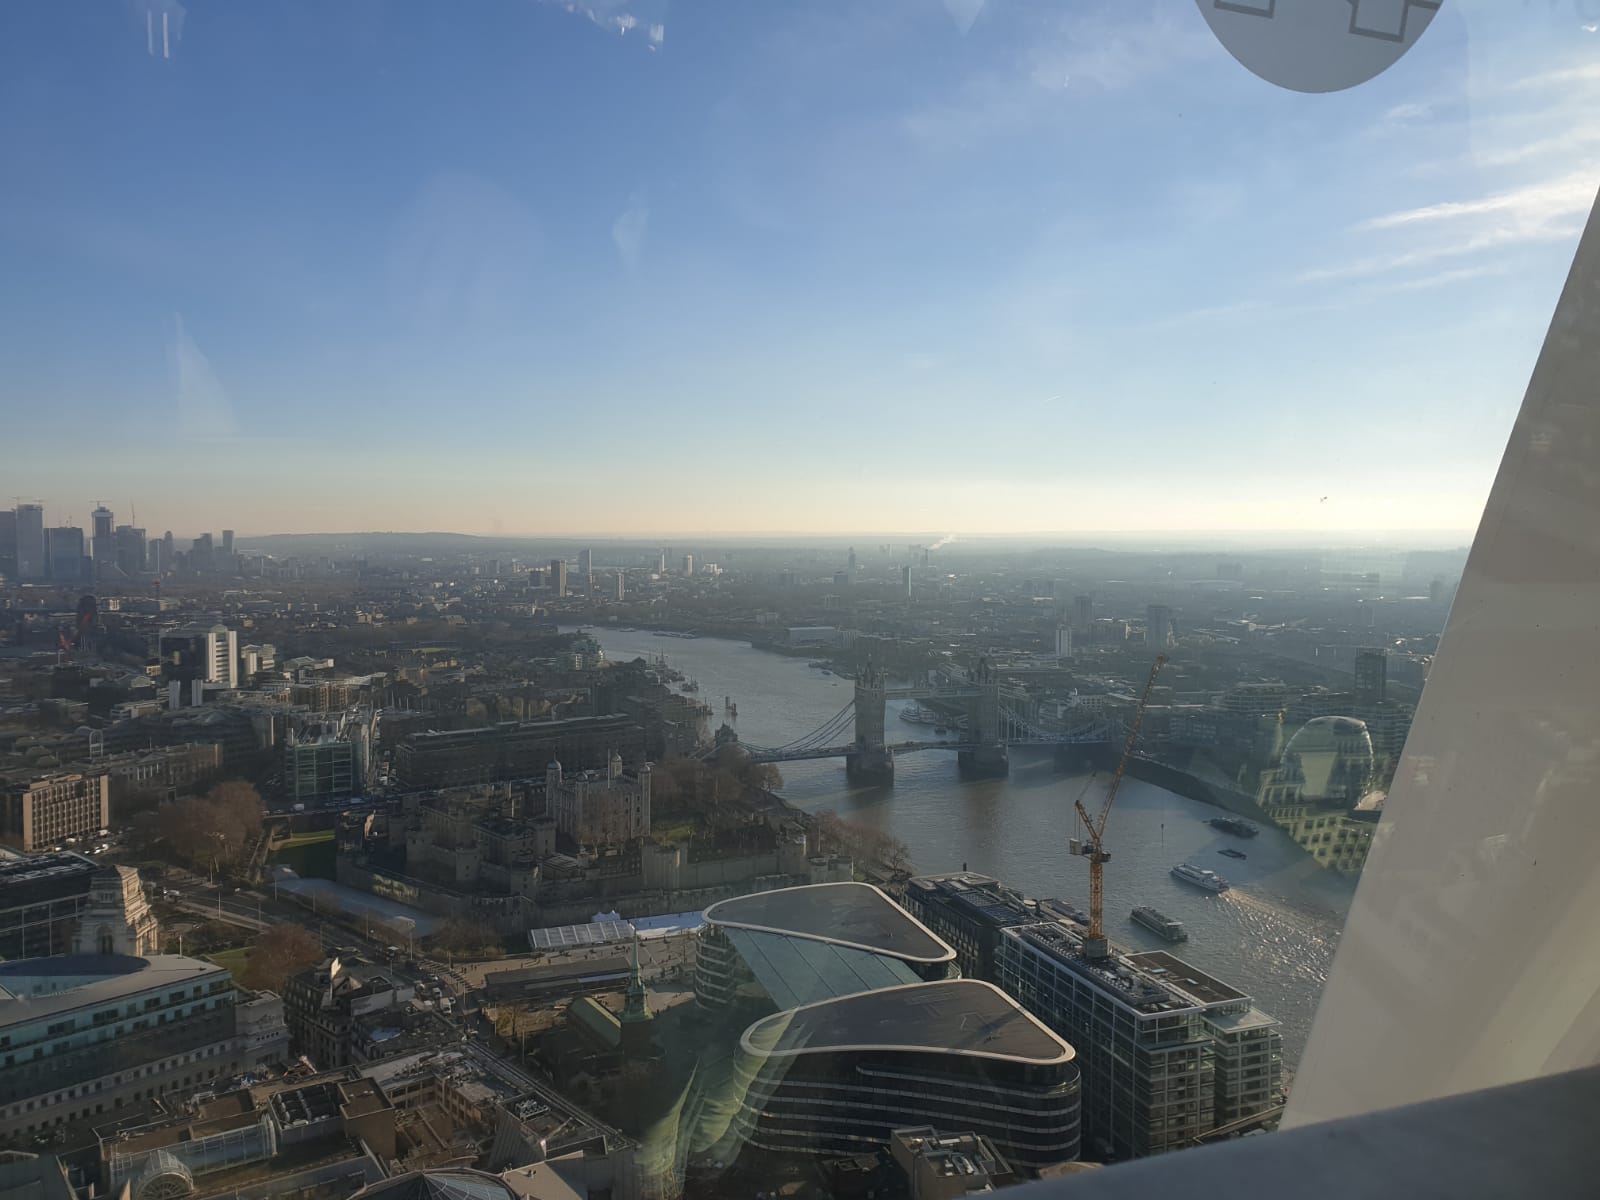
top-left (3, 4), bottom-right (1596, 536)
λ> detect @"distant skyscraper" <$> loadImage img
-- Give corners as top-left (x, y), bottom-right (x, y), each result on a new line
top-left (614, 572), bottom-right (626, 602)
top-left (657, 549), bottom-right (667, 574)
top-left (91, 506), bottom-right (114, 563)
top-left (550, 558), bottom-right (568, 597)
top-left (1146, 604), bottom-right (1173, 649)
top-left (45, 526), bottom-right (86, 582)
top-left (15, 504), bottom-right (44, 580)
top-left (191, 532), bottom-right (214, 575)
top-left (1072, 595), bottom-right (1093, 636)
top-left (114, 526), bottom-right (147, 576)
top-left (848, 547), bottom-right (857, 573)
top-left (161, 530), bottom-right (175, 572)
top-left (221, 529), bottom-right (234, 557)
top-left (901, 565), bottom-right (912, 599)
top-left (578, 548), bottom-right (593, 576)
top-left (1055, 626), bottom-right (1073, 660)
top-left (682, 554), bottom-right (694, 577)
top-left (0, 509), bottom-right (15, 577)
top-left (1354, 649), bottom-right (1387, 706)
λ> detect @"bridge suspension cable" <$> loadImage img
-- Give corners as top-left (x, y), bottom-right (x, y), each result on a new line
top-left (736, 701), bottom-right (857, 756)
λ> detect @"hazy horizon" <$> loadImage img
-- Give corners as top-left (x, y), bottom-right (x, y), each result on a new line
top-left (5, 3), bottom-right (1592, 544)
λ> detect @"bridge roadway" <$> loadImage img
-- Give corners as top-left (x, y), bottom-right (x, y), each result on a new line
top-left (750, 731), bottom-right (1110, 764)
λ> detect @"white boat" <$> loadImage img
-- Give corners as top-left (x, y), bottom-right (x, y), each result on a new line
top-left (900, 701), bottom-right (942, 726)
top-left (1171, 862), bottom-right (1230, 893)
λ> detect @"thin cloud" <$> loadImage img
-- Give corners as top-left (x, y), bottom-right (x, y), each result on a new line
top-left (540, 0), bottom-right (666, 49)
top-left (171, 315), bottom-right (238, 441)
top-left (902, 8), bottom-right (1210, 150)
top-left (1358, 171), bottom-right (1599, 232)
top-left (1508, 60), bottom-right (1600, 91)
top-left (611, 194), bottom-right (649, 268)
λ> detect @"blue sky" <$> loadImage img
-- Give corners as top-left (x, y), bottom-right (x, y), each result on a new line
top-left (2, 0), bottom-right (1597, 537)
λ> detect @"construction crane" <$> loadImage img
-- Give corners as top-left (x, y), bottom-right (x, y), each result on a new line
top-left (1071, 653), bottom-right (1167, 961)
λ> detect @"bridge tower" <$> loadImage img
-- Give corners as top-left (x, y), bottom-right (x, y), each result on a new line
top-left (846, 661), bottom-right (894, 785)
top-left (958, 657), bottom-right (1010, 779)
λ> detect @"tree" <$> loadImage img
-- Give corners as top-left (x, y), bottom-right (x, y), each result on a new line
top-left (151, 782), bottom-right (265, 875)
top-left (241, 923), bottom-right (323, 992)
top-left (424, 918), bottom-right (505, 960)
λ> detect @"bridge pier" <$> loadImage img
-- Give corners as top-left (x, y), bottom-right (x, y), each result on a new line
top-left (846, 745), bottom-right (895, 786)
top-left (958, 744), bottom-right (1010, 779)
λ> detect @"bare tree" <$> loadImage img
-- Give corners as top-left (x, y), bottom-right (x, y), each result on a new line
top-left (241, 923), bottom-right (323, 991)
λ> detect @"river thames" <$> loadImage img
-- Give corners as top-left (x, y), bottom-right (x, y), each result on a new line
top-left (582, 626), bottom-right (1356, 1065)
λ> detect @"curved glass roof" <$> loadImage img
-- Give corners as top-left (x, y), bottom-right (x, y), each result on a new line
top-left (704, 882), bottom-right (955, 964)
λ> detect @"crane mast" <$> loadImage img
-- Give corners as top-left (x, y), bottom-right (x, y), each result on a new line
top-left (1072, 654), bottom-right (1167, 961)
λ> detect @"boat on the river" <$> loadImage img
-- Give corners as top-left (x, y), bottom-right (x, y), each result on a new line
top-left (900, 702), bottom-right (941, 726)
top-left (1131, 906), bottom-right (1188, 942)
top-left (1171, 862), bottom-right (1230, 892)
top-left (1219, 847), bottom-right (1247, 860)
top-left (1209, 816), bottom-right (1259, 838)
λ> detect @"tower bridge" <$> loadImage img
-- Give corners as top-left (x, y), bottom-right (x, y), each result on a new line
top-left (722, 659), bottom-right (1117, 786)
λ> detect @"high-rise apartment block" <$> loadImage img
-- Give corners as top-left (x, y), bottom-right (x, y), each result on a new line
top-left (1055, 625), bottom-right (1073, 660)
top-left (997, 920), bottom-right (1281, 1158)
top-left (578, 547), bottom-right (592, 576)
top-left (549, 558), bottom-right (568, 597)
top-left (682, 553), bottom-right (694, 577)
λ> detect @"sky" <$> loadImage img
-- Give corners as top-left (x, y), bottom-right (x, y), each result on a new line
top-left (2, 0), bottom-right (1598, 538)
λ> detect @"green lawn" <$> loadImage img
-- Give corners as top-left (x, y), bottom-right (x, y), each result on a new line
top-left (276, 829), bottom-right (335, 850)
top-left (208, 947), bottom-right (252, 982)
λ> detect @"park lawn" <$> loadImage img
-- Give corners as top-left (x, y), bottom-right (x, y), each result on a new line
top-left (276, 830), bottom-right (336, 850)
top-left (208, 947), bottom-right (252, 982)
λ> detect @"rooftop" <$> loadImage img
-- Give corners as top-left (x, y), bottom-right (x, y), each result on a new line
top-left (724, 926), bottom-right (922, 1010)
top-left (704, 882), bottom-right (955, 964)
top-left (1006, 924), bottom-right (1205, 1017)
top-left (0, 954), bottom-right (226, 1025)
top-left (1125, 951), bottom-right (1246, 1007)
top-left (741, 979), bottom-right (1074, 1066)
top-left (908, 872), bottom-right (1036, 928)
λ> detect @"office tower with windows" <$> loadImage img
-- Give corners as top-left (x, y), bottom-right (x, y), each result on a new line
top-left (91, 505), bottom-right (114, 563)
top-left (614, 571), bottom-right (625, 602)
top-left (0, 508), bottom-right (15, 577)
top-left (578, 547), bottom-right (592, 576)
top-left (1072, 595), bottom-right (1093, 635)
top-left (158, 623), bottom-right (240, 693)
top-left (15, 503), bottom-right (45, 579)
top-left (0, 773), bottom-right (111, 852)
top-left (114, 525), bottom-right (147, 575)
top-left (191, 531), bottom-right (214, 574)
top-left (682, 553), bottom-right (694, 577)
top-left (221, 528), bottom-right (234, 556)
top-left (1055, 626), bottom-right (1073, 660)
top-left (0, 953), bottom-right (244, 1139)
top-left (1354, 648), bottom-right (1388, 706)
top-left (1146, 604), bottom-right (1173, 649)
top-left (549, 558), bottom-right (568, 597)
top-left (45, 525), bottom-right (86, 582)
